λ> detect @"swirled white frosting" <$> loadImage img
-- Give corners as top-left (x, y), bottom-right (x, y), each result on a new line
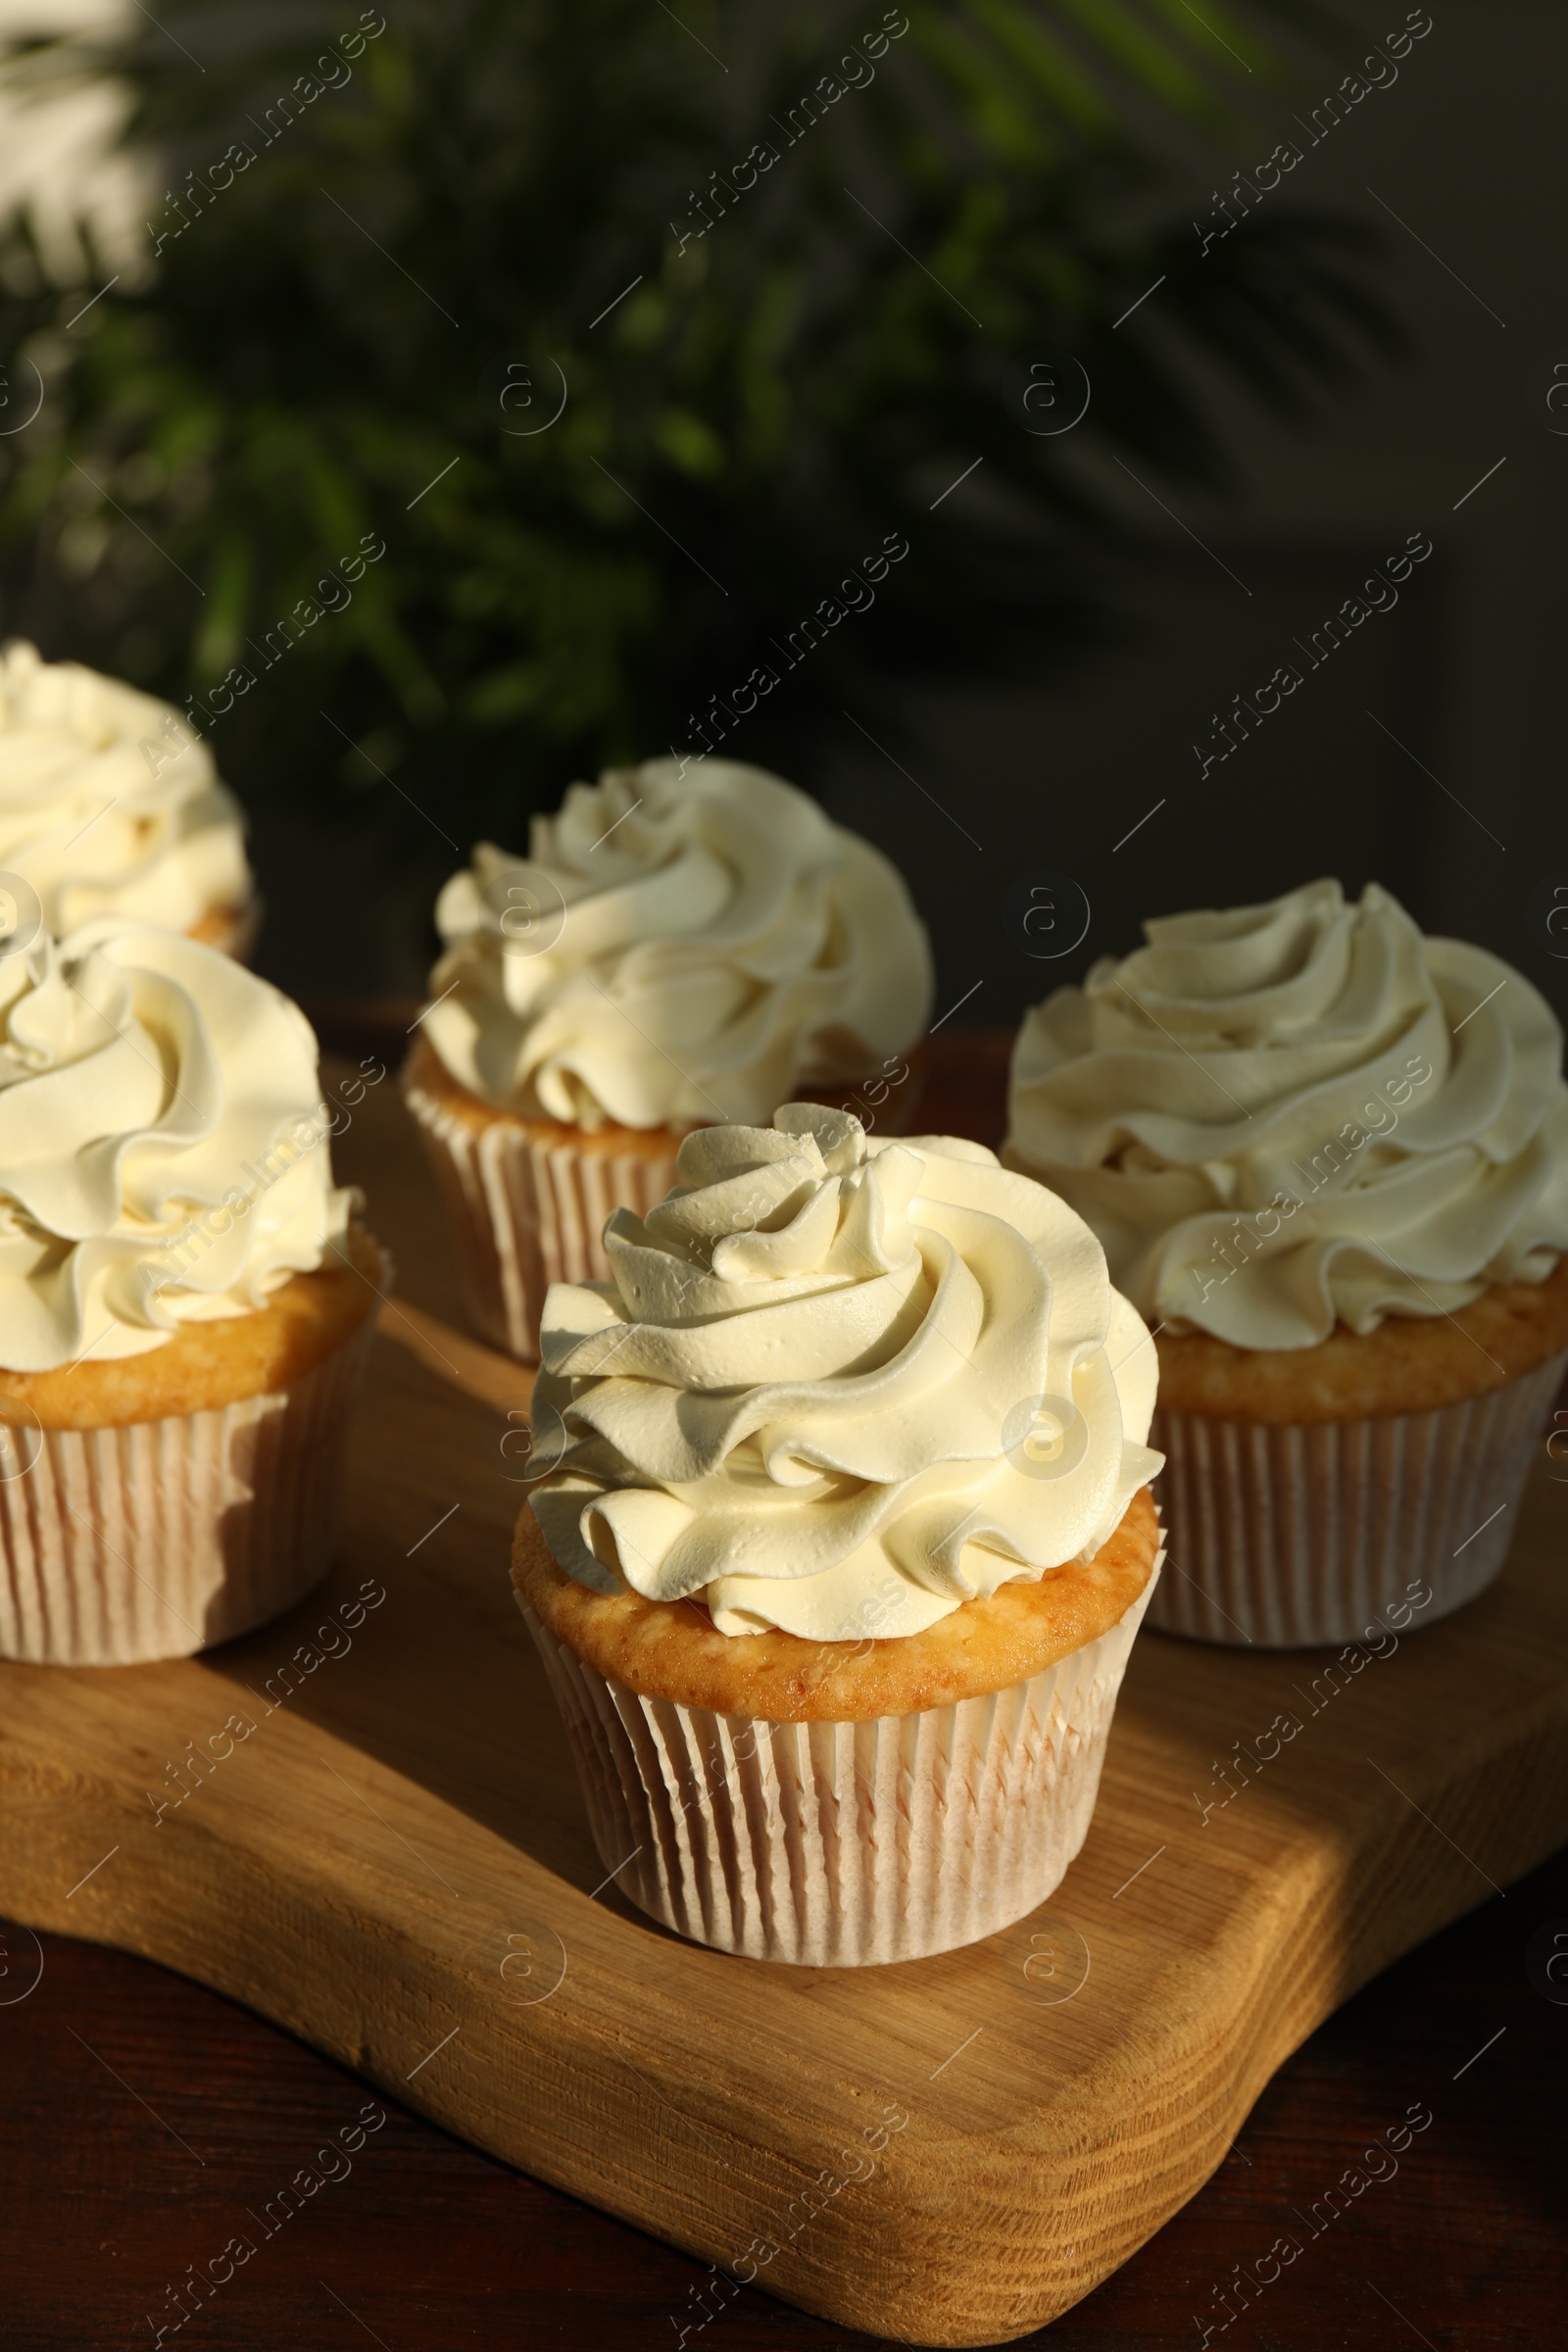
top-left (0, 921), bottom-right (353, 1371)
top-left (1004, 878), bottom-right (1568, 1348)
top-left (529, 1102), bottom-right (1161, 1640)
top-left (421, 758), bottom-right (933, 1128)
top-left (0, 641), bottom-right (253, 936)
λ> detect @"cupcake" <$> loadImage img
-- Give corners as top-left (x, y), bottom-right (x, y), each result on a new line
top-left (1004, 878), bottom-right (1568, 1647)
top-left (404, 757), bottom-right (933, 1361)
top-left (0, 919), bottom-right (385, 1665)
top-left (512, 1101), bottom-right (1163, 1965)
top-left (0, 640), bottom-right (257, 957)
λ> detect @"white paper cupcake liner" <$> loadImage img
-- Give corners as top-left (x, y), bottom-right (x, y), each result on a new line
top-left (403, 1074), bottom-right (679, 1362)
top-left (0, 1313), bottom-right (380, 1666)
top-left (521, 1557), bottom-right (1161, 1967)
top-left (1148, 1349), bottom-right (1567, 1649)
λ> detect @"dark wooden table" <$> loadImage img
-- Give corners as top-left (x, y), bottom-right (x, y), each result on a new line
top-left (2, 1026), bottom-right (1563, 2350)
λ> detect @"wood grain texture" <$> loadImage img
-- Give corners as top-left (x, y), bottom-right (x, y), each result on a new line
top-left (5, 1845), bottom-right (1563, 2352)
top-left (1, 1044), bottom-right (1566, 2347)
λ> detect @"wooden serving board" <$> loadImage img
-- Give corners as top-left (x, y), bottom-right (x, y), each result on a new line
top-left (3, 1065), bottom-right (1568, 2348)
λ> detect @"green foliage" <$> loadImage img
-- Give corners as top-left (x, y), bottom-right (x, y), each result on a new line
top-left (0, 0), bottom-right (1397, 850)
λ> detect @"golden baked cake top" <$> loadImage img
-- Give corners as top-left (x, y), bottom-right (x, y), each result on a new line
top-left (515, 1480), bottom-right (1160, 1719)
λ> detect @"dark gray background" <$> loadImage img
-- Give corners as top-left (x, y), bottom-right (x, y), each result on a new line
top-left (812, 0), bottom-right (1566, 1033)
top-left (7, 2), bottom-right (1561, 1030)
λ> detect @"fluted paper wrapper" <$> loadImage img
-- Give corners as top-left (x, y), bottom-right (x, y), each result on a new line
top-left (522, 1560), bottom-right (1161, 1967)
top-left (1149, 1350), bottom-right (1566, 1649)
top-left (0, 1316), bottom-right (379, 1667)
top-left (403, 1076), bottom-right (679, 1362)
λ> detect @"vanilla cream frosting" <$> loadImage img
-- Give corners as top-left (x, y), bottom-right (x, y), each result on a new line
top-left (1005, 878), bottom-right (1568, 1348)
top-left (529, 1102), bottom-right (1161, 1640)
top-left (421, 758), bottom-right (933, 1129)
top-left (0, 921), bottom-right (353, 1371)
top-left (0, 640), bottom-right (252, 936)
